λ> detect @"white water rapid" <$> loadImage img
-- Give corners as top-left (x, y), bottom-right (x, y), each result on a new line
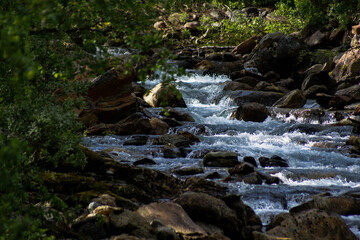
top-left (84, 72), bottom-right (360, 237)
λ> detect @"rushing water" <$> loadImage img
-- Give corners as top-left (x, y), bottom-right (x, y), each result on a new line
top-left (84, 72), bottom-right (360, 237)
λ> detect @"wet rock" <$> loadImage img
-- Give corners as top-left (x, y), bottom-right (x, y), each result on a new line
top-left (183, 177), bottom-right (227, 198)
top-left (229, 90), bottom-right (284, 106)
top-left (153, 133), bottom-right (199, 148)
top-left (243, 156), bottom-right (257, 167)
top-left (144, 83), bottom-right (187, 108)
top-left (331, 48), bottom-right (360, 82)
top-left (254, 209), bottom-right (357, 240)
top-left (290, 196), bottom-right (360, 216)
top-left (272, 89), bottom-right (306, 108)
top-left (109, 209), bottom-right (155, 239)
top-left (162, 117), bottom-right (183, 127)
top-left (162, 145), bottom-right (183, 159)
top-left (232, 35), bottom-right (262, 55)
top-left (230, 102), bottom-right (270, 122)
top-left (161, 107), bottom-right (195, 122)
top-left (259, 155), bottom-right (289, 168)
top-left (223, 81), bottom-right (253, 91)
top-left (203, 151), bottom-right (239, 167)
top-left (172, 166), bottom-right (204, 176)
top-left (257, 171), bottom-right (282, 185)
top-left (228, 162), bottom-right (255, 176)
top-left (223, 172), bottom-right (263, 185)
top-left (175, 192), bottom-right (240, 239)
top-left (254, 81), bottom-right (285, 93)
top-left (133, 158), bottom-right (156, 166)
top-left (124, 136), bottom-right (148, 146)
top-left (138, 202), bottom-right (206, 237)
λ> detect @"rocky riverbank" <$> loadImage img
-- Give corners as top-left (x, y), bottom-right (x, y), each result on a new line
top-left (47, 11), bottom-right (360, 240)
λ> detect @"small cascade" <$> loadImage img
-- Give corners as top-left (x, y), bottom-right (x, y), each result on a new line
top-left (84, 72), bottom-right (360, 237)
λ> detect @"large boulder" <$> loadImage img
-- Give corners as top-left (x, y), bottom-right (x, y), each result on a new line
top-left (203, 152), bottom-right (239, 167)
top-left (244, 33), bottom-right (303, 76)
top-left (174, 192), bottom-right (240, 239)
top-left (144, 83), bottom-right (187, 108)
top-left (231, 102), bottom-right (269, 122)
top-left (331, 48), bottom-right (360, 82)
top-left (137, 202), bottom-right (206, 237)
top-left (254, 209), bottom-right (357, 240)
top-left (229, 90), bottom-right (284, 106)
top-left (272, 89), bottom-right (307, 108)
top-left (79, 68), bottom-right (140, 126)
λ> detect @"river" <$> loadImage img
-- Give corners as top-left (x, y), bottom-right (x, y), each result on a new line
top-left (84, 71), bottom-right (360, 237)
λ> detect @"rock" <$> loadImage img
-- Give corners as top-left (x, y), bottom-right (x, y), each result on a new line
top-left (335, 84), bottom-right (360, 102)
top-left (257, 32), bottom-right (284, 49)
top-left (290, 196), bottom-right (360, 216)
top-left (87, 68), bottom-right (134, 102)
top-left (264, 71), bottom-right (281, 82)
top-left (151, 220), bottom-right (180, 240)
top-left (228, 162), bottom-right (255, 176)
top-left (93, 205), bottom-right (123, 217)
top-left (110, 234), bottom-right (143, 240)
top-left (224, 172), bottom-right (263, 185)
top-left (272, 89), bottom-right (306, 108)
top-left (91, 194), bottom-right (117, 207)
top-left (301, 71), bottom-right (336, 92)
top-left (162, 145), bottom-right (182, 159)
top-left (305, 30), bottom-right (328, 48)
top-left (230, 70), bottom-right (264, 82)
top-left (231, 102), bottom-right (269, 122)
top-left (154, 21), bottom-right (166, 31)
top-left (203, 152), bottom-right (239, 167)
top-left (245, 33), bottom-right (303, 76)
top-left (138, 202), bottom-right (206, 237)
top-left (254, 209), bottom-right (357, 240)
top-left (144, 83), bottom-right (187, 108)
top-left (331, 48), bottom-right (360, 82)
top-left (223, 81), bottom-right (253, 91)
top-left (304, 85), bottom-right (328, 99)
top-left (257, 172), bottom-right (282, 185)
top-left (184, 21), bottom-right (200, 31)
top-left (133, 158), bottom-right (156, 166)
top-left (259, 155), bottom-right (289, 168)
top-left (160, 107), bottom-right (195, 122)
top-left (124, 136), bottom-right (148, 146)
top-left (172, 166), bottom-right (204, 176)
top-left (232, 35), bottom-right (262, 55)
top-left (153, 133), bottom-right (199, 148)
top-left (204, 172), bottom-right (222, 179)
top-left (254, 81), bottom-right (284, 93)
top-left (194, 60), bottom-right (243, 76)
top-left (86, 113), bottom-right (170, 135)
top-left (175, 192), bottom-right (240, 239)
top-left (183, 177), bottom-right (227, 198)
top-left (229, 90), bottom-right (284, 106)
top-left (243, 156), bottom-right (257, 167)
top-left (109, 209), bottom-right (155, 239)
top-left (72, 215), bottom-right (108, 240)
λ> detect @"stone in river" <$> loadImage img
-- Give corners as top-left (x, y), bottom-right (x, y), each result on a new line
top-left (203, 152), bottom-right (239, 167)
